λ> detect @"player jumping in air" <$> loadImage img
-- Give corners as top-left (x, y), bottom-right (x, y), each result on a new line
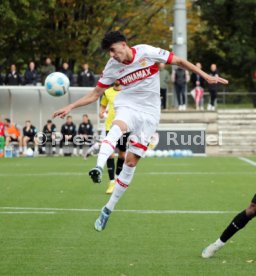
top-left (53, 31), bottom-right (228, 231)
top-left (202, 194), bottom-right (256, 258)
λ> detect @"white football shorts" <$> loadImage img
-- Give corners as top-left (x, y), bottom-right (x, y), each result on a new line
top-left (114, 106), bottom-right (159, 157)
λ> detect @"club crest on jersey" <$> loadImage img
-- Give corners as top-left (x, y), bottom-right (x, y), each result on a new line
top-left (139, 58), bottom-right (147, 67)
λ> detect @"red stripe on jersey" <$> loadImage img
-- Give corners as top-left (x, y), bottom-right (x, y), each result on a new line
top-left (123, 47), bottom-right (136, 65)
top-left (166, 52), bottom-right (174, 64)
top-left (117, 178), bottom-right (129, 188)
top-left (97, 81), bottom-right (110, 88)
top-left (118, 63), bottom-right (159, 86)
top-left (129, 140), bottom-right (148, 151)
top-left (102, 140), bottom-right (115, 150)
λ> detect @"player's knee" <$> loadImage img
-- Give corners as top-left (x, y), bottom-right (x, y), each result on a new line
top-left (246, 203), bottom-right (256, 218)
top-left (125, 154), bottom-right (140, 167)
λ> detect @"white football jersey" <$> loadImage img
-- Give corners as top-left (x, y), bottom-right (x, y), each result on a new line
top-left (97, 44), bottom-right (173, 116)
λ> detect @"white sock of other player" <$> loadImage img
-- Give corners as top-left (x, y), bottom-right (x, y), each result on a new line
top-left (23, 146), bottom-right (27, 153)
top-left (96, 125), bottom-right (123, 169)
top-left (34, 145), bottom-right (38, 153)
top-left (105, 163), bottom-right (136, 211)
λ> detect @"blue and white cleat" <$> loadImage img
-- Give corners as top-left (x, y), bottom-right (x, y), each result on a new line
top-left (94, 207), bottom-right (111, 231)
top-left (89, 166), bottom-right (103, 183)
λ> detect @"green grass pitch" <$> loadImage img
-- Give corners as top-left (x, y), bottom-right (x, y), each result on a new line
top-left (0, 156), bottom-right (255, 275)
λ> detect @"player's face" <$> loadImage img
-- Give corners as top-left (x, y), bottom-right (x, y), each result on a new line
top-left (109, 42), bottom-right (127, 63)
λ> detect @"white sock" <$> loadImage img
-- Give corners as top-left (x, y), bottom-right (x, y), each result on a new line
top-left (106, 164), bottom-right (136, 211)
top-left (34, 145), bottom-right (38, 153)
top-left (214, 238), bottom-right (225, 247)
top-left (96, 125), bottom-right (123, 169)
top-left (23, 146), bottom-right (27, 152)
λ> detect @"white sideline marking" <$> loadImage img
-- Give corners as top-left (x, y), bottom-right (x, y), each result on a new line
top-left (0, 211), bottom-right (56, 214)
top-left (0, 171), bottom-right (255, 177)
top-left (239, 157), bottom-right (256, 167)
top-left (0, 207), bottom-right (237, 215)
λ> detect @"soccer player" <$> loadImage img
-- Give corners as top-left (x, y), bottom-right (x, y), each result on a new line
top-left (22, 120), bottom-right (38, 155)
top-left (53, 31), bottom-right (228, 231)
top-left (41, 119), bottom-right (57, 154)
top-left (100, 80), bottom-right (129, 194)
top-left (4, 118), bottom-right (23, 153)
top-left (59, 115), bottom-right (77, 156)
top-left (202, 194), bottom-right (256, 258)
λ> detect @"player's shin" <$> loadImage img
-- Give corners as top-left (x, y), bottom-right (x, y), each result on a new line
top-left (219, 210), bottom-right (252, 243)
top-left (96, 125), bottom-right (123, 169)
top-left (105, 164), bottom-right (136, 211)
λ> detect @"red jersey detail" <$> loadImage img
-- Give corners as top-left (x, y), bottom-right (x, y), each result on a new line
top-left (129, 140), bottom-right (147, 151)
top-left (123, 47), bottom-right (136, 65)
top-left (118, 63), bottom-right (159, 86)
top-left (166, 52), bottom-right (174, 64)
top-left (117, 178), bottom-right (129, 188)
top-left (0, 122), bottom-right (4, 136)
top-left (102, 139), bottom-right (115, 150)
top-left (97, 81), bottom-right (110, 89)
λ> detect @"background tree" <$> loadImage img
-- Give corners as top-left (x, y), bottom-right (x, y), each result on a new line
top-left (0, 0), bottom-right (174, 74)
top-left (190, 0), bottom-right (256, 103)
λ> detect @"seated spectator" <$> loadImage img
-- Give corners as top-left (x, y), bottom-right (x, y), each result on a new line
top-left (41, 57), bottom-right (56, 84)
top-left (41, 119), bottom-right (57, 154)
top-left (78, 114), bottom-right (94, 155)
top-left (22, 120), bottom-right (38, 155)
top-left (4, 118), bottom-right (22, 153)
top-left (77, 63), bottom-right (95, 87)
top-left (60, 115), bottom-right (77, 156)
top-left (5, 64), bottom-right (22, 85)
top-left (60, 62), bottom-right (73, 86)
top-left (24, 61), bottom-right (38, 85)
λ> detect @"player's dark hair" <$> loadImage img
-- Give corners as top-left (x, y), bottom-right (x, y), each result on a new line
top-left (5, 118), bottom-right (10, 123)
top-left (101, 31), bottom-right (127, 51)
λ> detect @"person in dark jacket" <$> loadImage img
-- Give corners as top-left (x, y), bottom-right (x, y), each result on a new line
top-left (77, 63), bottom-right (95, 87)
top-left (59, 115), bottom-right (77, 156)
top-left (190, 62), bottom-right (205, 110)
top-left (207, 64), bottom-right (219, 111)
top-left (41, 57), bottom-right (56, 84)
top-left (5, 64), bottom-right (22, 85)
top-left (190, 62), bottom-right (206, 89)
top-left (22, 120), bottom-right (38, 155)
top-left (78, 114), bottom-right (94, 155)
top-left (24, 61), bottom-right (38, 85)
top-left (60, 62), bottom-right (73, 86)
top-left (41, 119), bottom-right (57, 154)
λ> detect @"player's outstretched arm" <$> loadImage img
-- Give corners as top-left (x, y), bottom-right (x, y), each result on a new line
top-left (52, 86), bottom-right (105, 119)
top-left (171, 55), bottom-right (229, 85)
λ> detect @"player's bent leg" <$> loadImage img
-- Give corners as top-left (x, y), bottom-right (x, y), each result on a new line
top-left (202, 195), bottom-right (256, 258)
top-left (89, 122), bottom-right (127, 184)
top-left (94, 152), bottom-right (140, 231)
